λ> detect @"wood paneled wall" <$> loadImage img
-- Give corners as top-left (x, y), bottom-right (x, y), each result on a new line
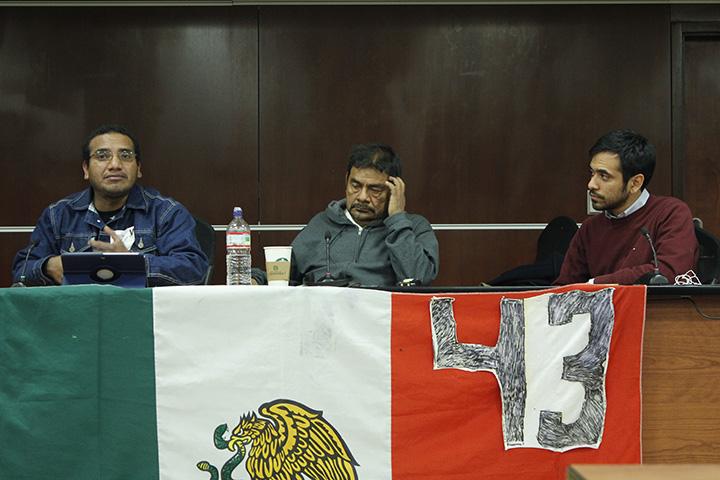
top-left (0, 5), bottom-right (681, 286)
top-left (683, 37), bottom-right (720, 236)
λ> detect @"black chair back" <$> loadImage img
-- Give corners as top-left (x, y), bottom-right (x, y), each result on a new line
top-left (488, 216), bottom-right (578, 286)
top-left (193, 216), bottom-right (216, 285)
top-left (695, 225), bottom-right (720, 285)
top-left (535, 216), bottom-right (579, 264)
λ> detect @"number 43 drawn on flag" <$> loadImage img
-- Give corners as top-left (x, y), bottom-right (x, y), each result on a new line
top-left (429, 288), bottom-right (615, 453)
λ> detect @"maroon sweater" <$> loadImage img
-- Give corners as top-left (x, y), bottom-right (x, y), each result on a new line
top-left (555, 195), bottom-right (698, 285)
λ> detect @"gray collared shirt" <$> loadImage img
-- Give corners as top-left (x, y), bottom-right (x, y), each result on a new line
top-left (604, 189), bottom-right (650, 219)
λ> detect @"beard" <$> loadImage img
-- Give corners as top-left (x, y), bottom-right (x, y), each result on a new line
top-left (591, 187), bottom-right (631, 213)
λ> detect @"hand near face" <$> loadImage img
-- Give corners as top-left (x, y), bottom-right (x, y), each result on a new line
top-left (88, 226), bottom-right (130, 252)
top-left (386, 176), bottom-right (406, 217)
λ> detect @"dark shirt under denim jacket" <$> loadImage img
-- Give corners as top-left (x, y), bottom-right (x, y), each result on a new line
top-left (11, 185), bottom-right (209, 286)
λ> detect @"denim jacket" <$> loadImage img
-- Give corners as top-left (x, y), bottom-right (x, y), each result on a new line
top-left (12, 185), bottom-right (209, 286)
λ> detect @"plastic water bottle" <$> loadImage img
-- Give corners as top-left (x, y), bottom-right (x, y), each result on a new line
top-left (226, 206), bottom-right (252, 285)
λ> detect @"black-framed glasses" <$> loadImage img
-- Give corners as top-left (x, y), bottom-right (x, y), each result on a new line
top-left (90, 149), bottom-right (136, 162)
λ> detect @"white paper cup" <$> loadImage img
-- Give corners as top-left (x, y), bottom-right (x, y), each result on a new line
top-left (264, 246), bottom-right (292, 286)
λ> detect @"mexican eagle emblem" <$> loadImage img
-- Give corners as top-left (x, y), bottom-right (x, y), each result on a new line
top-left (197, 399), bottom-right (359, 480)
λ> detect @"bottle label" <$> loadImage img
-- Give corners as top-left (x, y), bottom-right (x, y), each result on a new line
top-left (227, 231), bottom-right (251, 248)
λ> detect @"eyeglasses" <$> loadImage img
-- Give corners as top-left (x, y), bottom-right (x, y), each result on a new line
top-left (90, 149), bottom-right (136, 162)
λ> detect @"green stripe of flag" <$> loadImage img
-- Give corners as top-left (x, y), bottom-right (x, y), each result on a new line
top-left (0, 285), bottom-right (158, 479)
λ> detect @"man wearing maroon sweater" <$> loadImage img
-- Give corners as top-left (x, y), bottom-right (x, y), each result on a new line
top-left (555, 129), bottom-right (698, 285)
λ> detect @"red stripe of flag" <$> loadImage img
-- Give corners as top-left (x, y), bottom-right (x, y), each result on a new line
top-left (391, 285), bottom-right (645, 479)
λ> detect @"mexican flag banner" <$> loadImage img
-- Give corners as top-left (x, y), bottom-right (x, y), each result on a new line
top-left (0, 284), bottom-right (645, 480)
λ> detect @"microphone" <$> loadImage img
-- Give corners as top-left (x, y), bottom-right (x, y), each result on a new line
top-left (306, 231), bottom-right (350, 287)
top-left (11, 240), bottom-right (38, 287)
top-left (639, 227), bottom-right (669, 285)
top-left (320, 231), bottom-right (333, 282)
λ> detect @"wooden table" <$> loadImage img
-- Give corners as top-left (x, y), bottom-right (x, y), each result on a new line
top-left (643, 293), bottom-right (720, 463)
top-left (568, 464), bottom-right (720, 479)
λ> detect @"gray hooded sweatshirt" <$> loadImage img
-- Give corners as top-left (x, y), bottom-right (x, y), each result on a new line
top-left (290, 199), bottom-right (439, 286)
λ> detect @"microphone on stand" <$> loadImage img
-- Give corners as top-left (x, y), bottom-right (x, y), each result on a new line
top-left (307, 231), bottom-right (350, 287)
top-left (638, 227), bottom-right (669, 285)
top-left (11, 241), bottom-right (38, 287)
top-left (321, 231), bottom-right (333, 282)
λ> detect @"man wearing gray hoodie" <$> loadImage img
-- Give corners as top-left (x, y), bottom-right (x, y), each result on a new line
top-left (290, 144), bottom-right (439, 287)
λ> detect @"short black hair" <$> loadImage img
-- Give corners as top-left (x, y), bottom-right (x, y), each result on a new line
top-left (589, 129), bottom-right (655, 189)
top-left (346, 144), bottom-right (402, 178)
top-left (82, 124), bottom-right (141, 163)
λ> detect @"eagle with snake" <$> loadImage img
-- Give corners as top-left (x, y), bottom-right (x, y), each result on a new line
top-left (197, 399), bottom-right (359, 480)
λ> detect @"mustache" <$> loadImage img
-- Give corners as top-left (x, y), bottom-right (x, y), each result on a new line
top-left (350, 202), bottom-right (375, 213)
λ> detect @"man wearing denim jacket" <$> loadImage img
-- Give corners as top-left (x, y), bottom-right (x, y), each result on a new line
top-left (11, 125), bottom-right (208, 287)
